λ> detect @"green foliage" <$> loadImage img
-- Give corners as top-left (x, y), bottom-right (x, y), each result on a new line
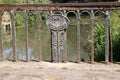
top-left (110, 11), bottom-right (120, 62)
top-left (28, 12), bottom-right (36, 27)
top-left (16, 13), bottom-right (24, 27)
top-left (0, 0), bottom-right (50, 28)
top-left (110, 11), bottom-right (120, 42)
top-left (94, 23), bottom-right (105, 61)
top-left (94, 11), bottom-right (120, 62)
top-left (0, 0), bottom-right (16, 4)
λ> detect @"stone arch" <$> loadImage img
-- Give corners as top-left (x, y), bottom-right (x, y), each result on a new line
top-left (66, 11), bottom-right (77, 19)
top-left (66, 11), bottom-right (78, 62)
top-left (79, 10), bottom-right (92, 62)
top-left (66, 11), bottom-right (77, 24)
top-left (80, 10), bottom-right (91, 19)
top-left (94, 10), bottom-right (106, 61)
top-left (94, 10), bottom-right (105, 19)
top-left (53, 11), bottom-right (63, 15)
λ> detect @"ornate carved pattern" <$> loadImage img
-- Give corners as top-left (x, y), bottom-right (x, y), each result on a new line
top-left (47, 15), bottom-right (69, 62)
top-left (52, 31), bottom-right (58, 62)
top-left (59, 31), bottom-right (65, 62)
top-left (51, 30), bottom-right (65, 62)
top-left (46, 14), bottom-right (69, 30)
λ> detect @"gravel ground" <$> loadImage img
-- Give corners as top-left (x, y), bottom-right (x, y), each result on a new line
top-left (0, 61), bottom-right (120, 80)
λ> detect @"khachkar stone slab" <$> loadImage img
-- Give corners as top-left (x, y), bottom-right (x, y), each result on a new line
top-left (46, 14), bottom-right (69, 62)
top-left (46, 14), bottom-right (69, 31)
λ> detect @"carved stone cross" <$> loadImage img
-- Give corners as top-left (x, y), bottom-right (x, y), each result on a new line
top-left (46, 14), bottom-right (69, 31)
top-left (46, 14), bottom-right (69, 62)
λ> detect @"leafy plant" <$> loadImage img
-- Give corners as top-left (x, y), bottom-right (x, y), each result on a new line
top-left (94, 23), bottom-right (105, 61)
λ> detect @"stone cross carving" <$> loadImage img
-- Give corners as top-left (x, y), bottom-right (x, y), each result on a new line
top-left (46, 14), bottom-right (69, 30)
top-left (46, 14), bottom-right (69, 62)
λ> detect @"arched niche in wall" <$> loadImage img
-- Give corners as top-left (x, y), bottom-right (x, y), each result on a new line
top-left (94, 11), bottom-right (105, 61)
top-left (66, 11), bottom-right (78, 62)
top-left (80, 11), bottom-right (91, 62)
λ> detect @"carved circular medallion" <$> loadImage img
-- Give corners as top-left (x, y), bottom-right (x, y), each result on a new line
top-left (46, 14), bottom-right (70, 30)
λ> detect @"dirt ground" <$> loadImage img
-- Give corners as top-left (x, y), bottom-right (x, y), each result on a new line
top-left (0, 61), bottom-right (120, 80)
